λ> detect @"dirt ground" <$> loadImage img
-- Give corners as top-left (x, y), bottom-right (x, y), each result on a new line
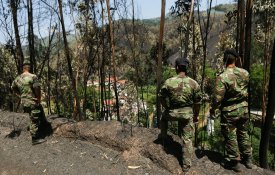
top-left (0, 110), bottom-right (274, 175)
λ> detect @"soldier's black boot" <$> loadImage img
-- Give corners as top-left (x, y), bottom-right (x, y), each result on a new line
top-left (182, 164), bottom-right (190, 174)
top-left (32, 137), bottom-right (46, 145)
top-left (241, 158), bottom-right (253, 169)
top-left (226, 160), bottom-right (241, 172)
top-left (157, 133), bottom-right (168, 140)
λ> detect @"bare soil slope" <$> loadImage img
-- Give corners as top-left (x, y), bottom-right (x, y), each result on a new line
top-left (0, 110), bottom-right (273, 175)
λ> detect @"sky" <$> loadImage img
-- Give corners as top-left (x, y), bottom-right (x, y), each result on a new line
top-left (0, 0), bottom-right (235, 43)
top-left (136, 0), bottom-right (235, 19)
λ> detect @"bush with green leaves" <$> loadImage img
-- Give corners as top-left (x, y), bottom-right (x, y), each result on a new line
top-left (250, 64), bottom-right (269, 109)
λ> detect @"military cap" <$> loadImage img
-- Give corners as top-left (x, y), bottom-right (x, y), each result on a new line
top-left (175, 57), bottom-right (190, 67)
top-left (223, 49), bottom-right (239, 62)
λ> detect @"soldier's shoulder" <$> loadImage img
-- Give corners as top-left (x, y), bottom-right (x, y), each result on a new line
top-left (165, 76), bottom-right (178, 82)
top-left (215, 73), bottom-right (226, 84)
top-left (29, 72), bottom-right (37, 77)
top-left (12, 75), bottom-right (21, 85)
top-left (164, 76), bottom-right (182, 86)
top-left (25, 72), bottom-right (38, 79)
top-left (14, 73), bottom-right (28, 81)
top-left (236, 67), bottom-right (249, 75)
top-left (14, 74), bottom-right (21, 80)
top-left (187, 77), bottom-right (200, 88)
top-left (218, 71), bottom-right (226, 79)
top-left (187, 77), bottom-right (197, 84)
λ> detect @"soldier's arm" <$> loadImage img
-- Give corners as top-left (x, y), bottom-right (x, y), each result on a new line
top-left (193, 82), bottom-right (202, 123)
top-left (159, 84), bottom-right (170, 109)
top-left (34, 86), bottom-right (41, 104)
top-left (11, 79), bottom-right (20, 96)
top-left (210, 76), bottom-right (225, 117)
top-left (32, 75), bottom-right (41, 104)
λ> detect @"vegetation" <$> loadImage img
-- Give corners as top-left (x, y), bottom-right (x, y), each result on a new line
top-left (0, 0), bottom-right (274, 171)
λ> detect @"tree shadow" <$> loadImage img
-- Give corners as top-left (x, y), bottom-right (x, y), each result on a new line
top-left (37, 106), bottom-right (53, 139)
top-left (38, 119), bottom-right (53, 139)
top-left (5, 129), bottom-right (21, 139)
top-left (195, 149), bottom-right (224, 164)
top-left (154, 135), bottom-right (183, 166)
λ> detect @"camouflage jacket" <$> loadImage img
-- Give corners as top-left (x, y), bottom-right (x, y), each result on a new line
top-left (159, 74), bottom-right (202, 119)
top-left (212, 66), bottom-right (249, 115)
top-left (12, 72), bottom-right (41, 107)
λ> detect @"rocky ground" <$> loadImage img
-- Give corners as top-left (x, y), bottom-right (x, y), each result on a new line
top-left (0, 110), bottom-right (274, 175)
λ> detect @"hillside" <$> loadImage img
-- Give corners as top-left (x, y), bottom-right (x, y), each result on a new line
top-left (1, 110), bottom-right (274, 175)
top-left (134, 3), bottom-right (233, 52)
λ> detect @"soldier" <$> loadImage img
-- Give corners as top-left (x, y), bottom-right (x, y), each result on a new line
top-left (159, 57), bottom-right (202, 172)
top-left (210, 49), bottom-right (253, 172)
top-left (12, 60), bottom-right (47, 145)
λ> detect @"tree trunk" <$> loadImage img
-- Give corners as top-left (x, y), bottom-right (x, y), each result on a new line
top-left (262, 9), bottom-right (271, 125)
top-left (236, 0), bottom-right (240, 52)
top-left (54, 50), bottom-right (60, 115)
top-left (54, 26), bottom-right (62, 116)
top-left (57, 0), bottom-right (81, 120)
top-left (192, 14), bottom-right (197, 80)
top-left (259, 39), bottom-right (275, 168)
top-left (37, 24), bottom-right (56, 79)
top-left (99, 0), bottom-right (106, 120)
top-left (27, 0), bottom-right (36, 73)
top-left (183, 0), bottom-right (194, 59)
top-left (200, 0), bottom-right (212, 90)
top-left (244, 0), bottom-right (253, 127)
top-left (47, 51), bottom-right (51, 115)
top-left (131, 0), bottom-right (141, 123)
top-left (10, 0), bottom-right (24, 74)
top-left (106, 0), bottom-right (120, 121)
top-left (238, 0), bottom-right (245, 66)
top-left (156, 0), bottom-right (166, 128)
top-left (244, 0), bottom-right (252, 71)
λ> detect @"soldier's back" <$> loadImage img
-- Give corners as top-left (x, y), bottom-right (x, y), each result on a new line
top-left (13, 72), bottom-right (37, 106)
top-left (219, 67), bottom-right (249, 110)
top-left (164, 75), bottom-right (200, 108)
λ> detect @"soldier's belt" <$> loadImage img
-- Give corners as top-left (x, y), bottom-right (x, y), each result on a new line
top-left (221, 101), bottom-right (248, 112)
top-left (168, 105), bottom-right (192, 110)
top-left (222, 98), bottom-right (247, 107)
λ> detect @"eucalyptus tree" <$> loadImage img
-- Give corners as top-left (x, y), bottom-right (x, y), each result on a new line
top-left (260, 39), bottom-right (275, 169)
top-left (9, 0), bottom-right (24, 73)
top-left (155, 0), bottom-right (166, 127)
top-left (58, 0), bottom-right (82, 120)
top-left (254, 0), bottom-right (275, 168)
top-left (68, 0), bottom-right (100, 119)
top-left (253, 0), bottom-right (275, 120)
top-left (114, 0), bottom-right (152, 124)
top-left (106, 0), bottom-right (120, 120)
top-left (171, 0), bottom-right (203, 82)
top-left (26, 0), bottom-right (36, 73)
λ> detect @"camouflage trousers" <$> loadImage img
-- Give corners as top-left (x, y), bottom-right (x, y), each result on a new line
top-left (23, 104), bottom-right (46, 138)
top-left (160, 110), bottom-right (194, 168)
top-left (221, 111), bottom-right (252, 161)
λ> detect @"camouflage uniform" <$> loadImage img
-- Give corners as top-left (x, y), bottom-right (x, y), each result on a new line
top-left (212, 66), bottom-right (252, 162)
top-left (159, 74), bottom-right (202, 168)
top-left (12, 72), bottom-right (44, 138)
